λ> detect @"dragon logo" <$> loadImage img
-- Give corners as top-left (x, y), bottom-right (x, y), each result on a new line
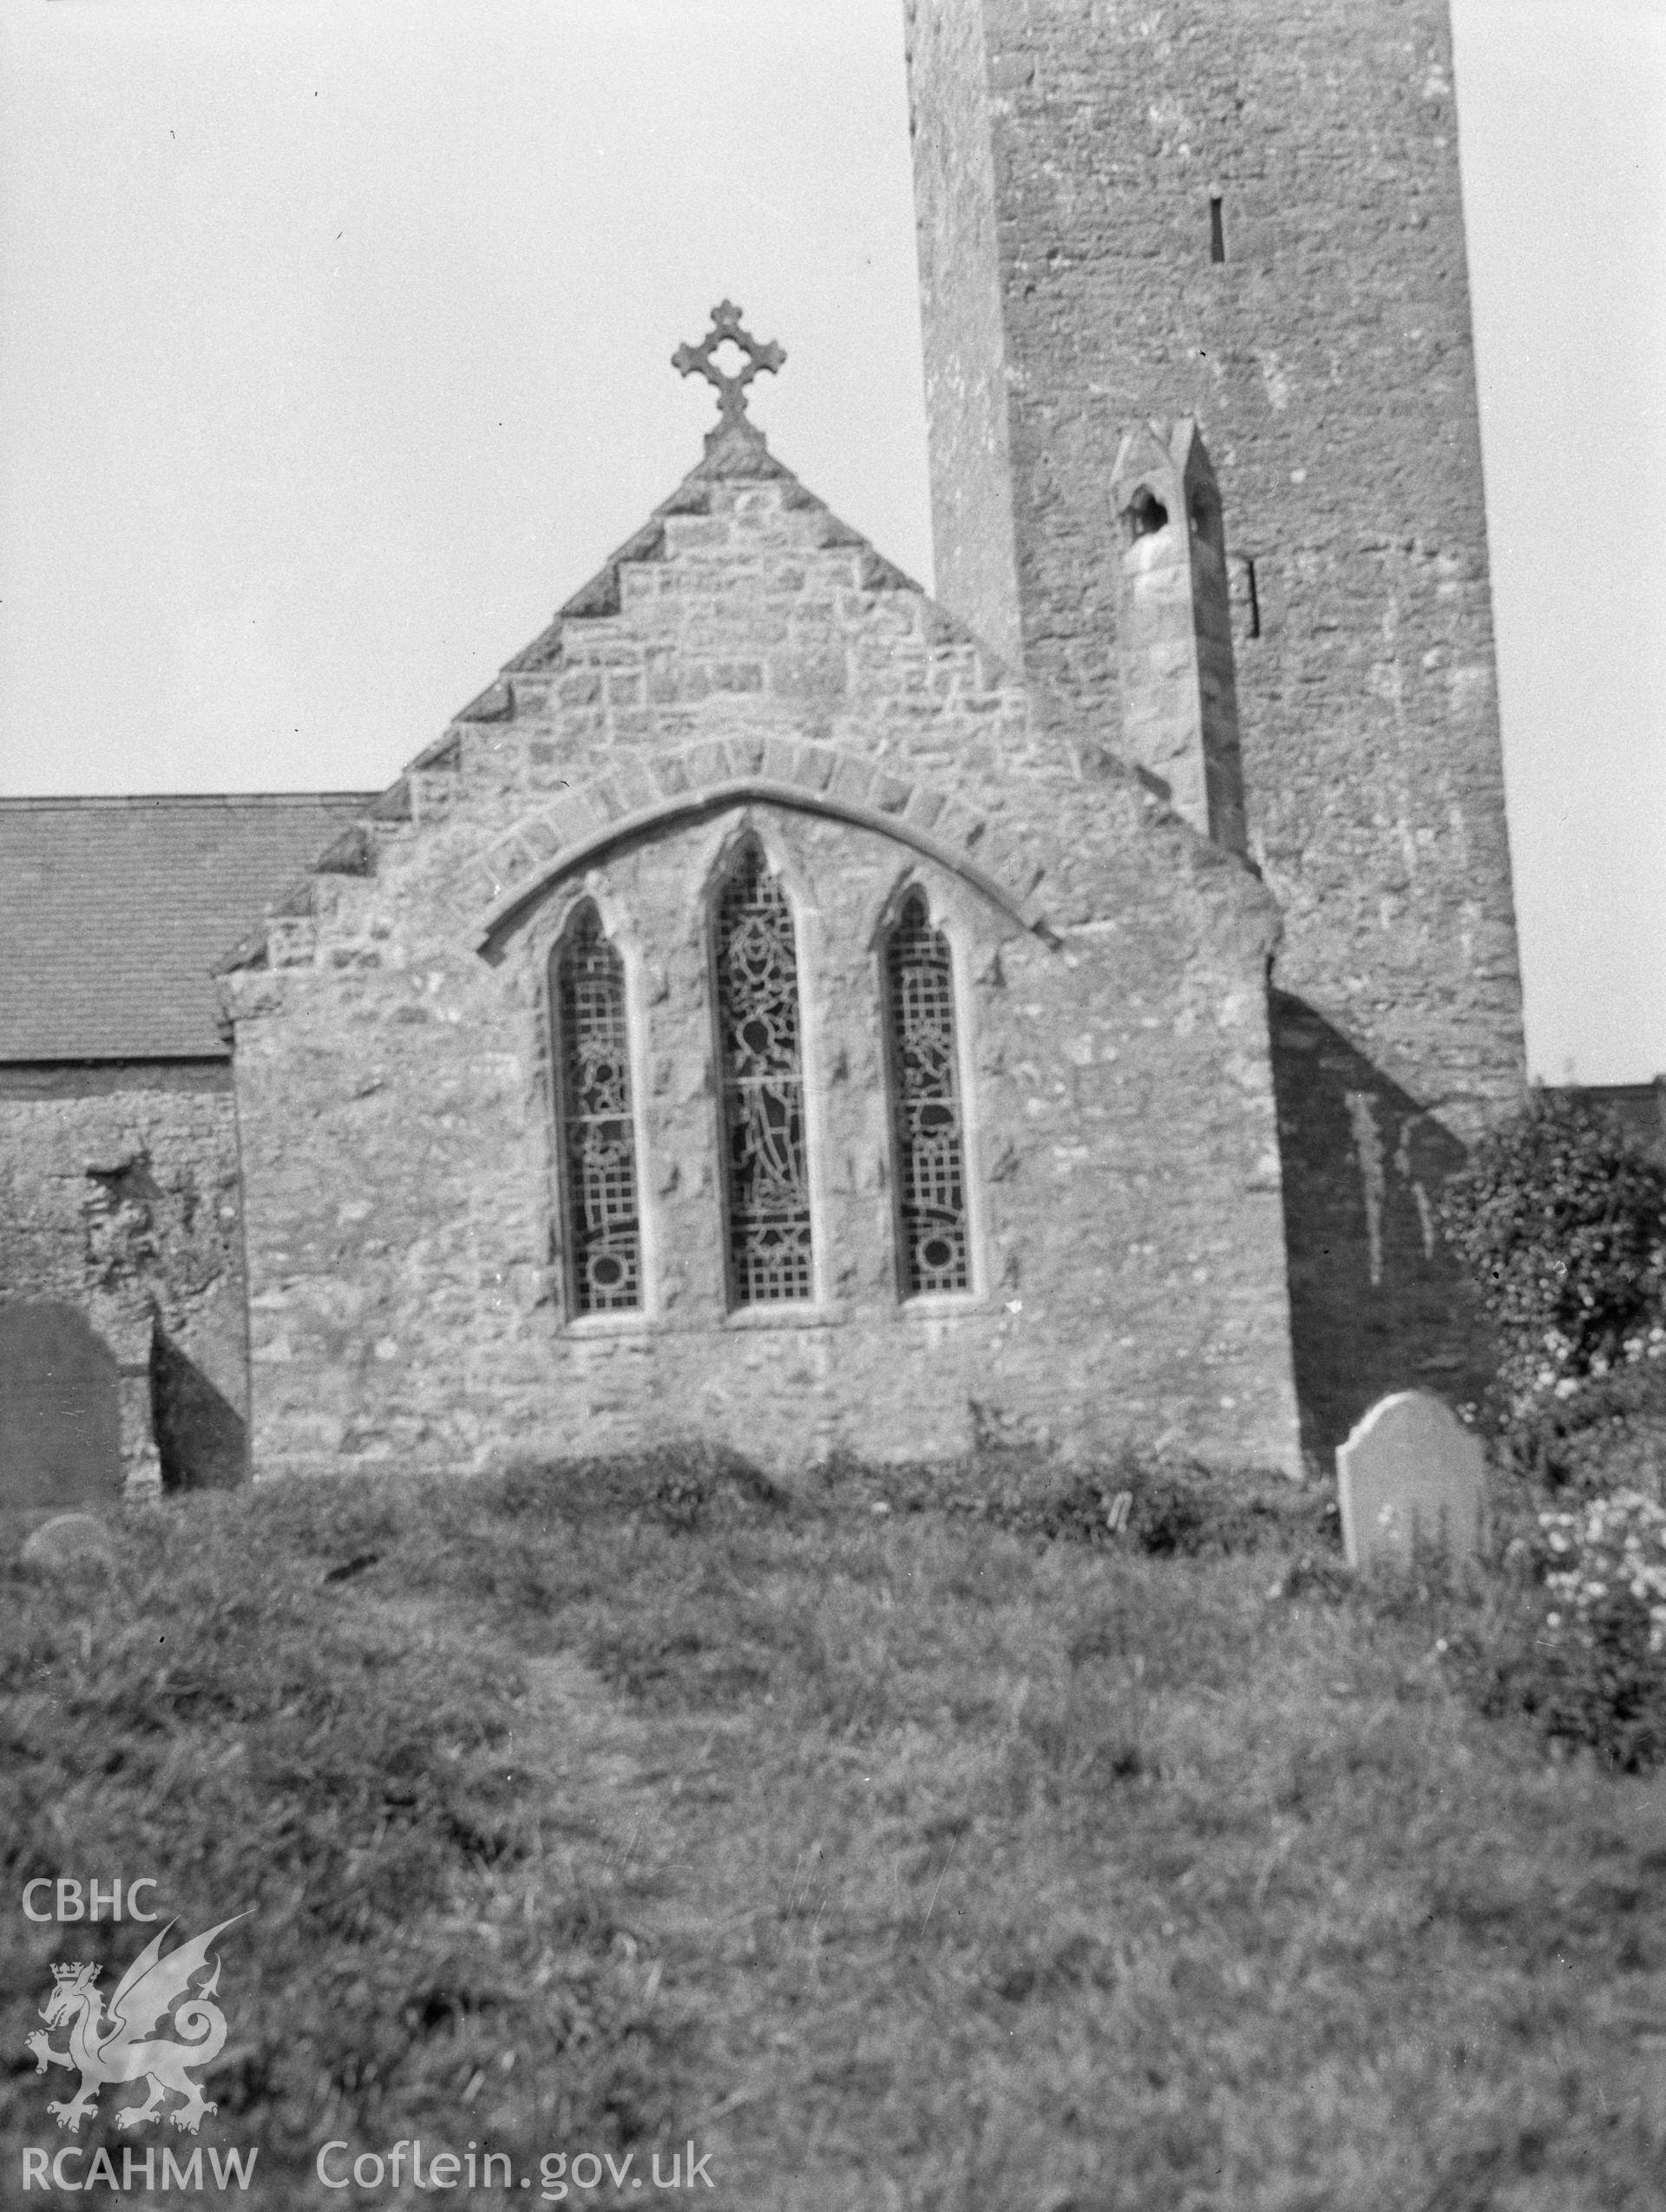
top-left (26, 1914), bottom-right (247, 2136)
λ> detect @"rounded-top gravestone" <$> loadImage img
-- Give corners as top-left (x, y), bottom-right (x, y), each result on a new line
top-left (20, 1513), bottom-right (116, 1579)
top-left (1336, 1389), bottom-right (1485, 1572)
top-left (0, 1303), bottom-right (122, 1541)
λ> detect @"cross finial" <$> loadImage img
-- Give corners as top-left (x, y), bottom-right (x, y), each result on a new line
top-left (672, 301), bottom-right (784, 429)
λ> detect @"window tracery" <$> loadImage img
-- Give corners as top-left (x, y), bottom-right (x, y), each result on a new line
top-left (713, 842), bottom-right (815, 1303)
top-left (884, 891), bottom-right (971, 1296)
top-left (551, 903), bottom-right (641, 1314)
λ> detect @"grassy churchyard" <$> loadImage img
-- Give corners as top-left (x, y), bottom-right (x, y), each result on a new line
top-left (5, 1449), bottom-right (1666, 2211)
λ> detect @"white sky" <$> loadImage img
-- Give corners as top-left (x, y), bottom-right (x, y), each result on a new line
top-left (0, 0), bottom-right (1661, 1085)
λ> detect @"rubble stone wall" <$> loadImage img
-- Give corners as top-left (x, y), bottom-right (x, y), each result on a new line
top-left (0, 1064), bottom-right (249, 1489)
top-left (225, 467), bottom-right (1302, 1480)
top-left (904, 0), bottom-right (1524, 1117)
top-left (905, 0), bottom-right (1527, 1448)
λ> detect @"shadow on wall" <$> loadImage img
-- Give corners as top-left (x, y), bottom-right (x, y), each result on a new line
top-left (149, 1322), bottom-right (248, 1491)
top-left (0, 1301), bottom-right (121, 1516)
top-left (1269, 991), bottom-right (1495, 1462)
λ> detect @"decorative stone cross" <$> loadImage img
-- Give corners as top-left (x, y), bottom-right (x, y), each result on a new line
top-left (672, 300), bottom-right (785, 428)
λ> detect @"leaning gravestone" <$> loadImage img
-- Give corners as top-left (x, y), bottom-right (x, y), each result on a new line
top-left (1336, 1390), bottom-right (1485, 1572)
top-left (0, 1303), bottom-right (122, 1551)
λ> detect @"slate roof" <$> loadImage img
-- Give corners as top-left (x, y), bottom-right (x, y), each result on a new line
top-left (0, 794), bottom-right (375, 1060)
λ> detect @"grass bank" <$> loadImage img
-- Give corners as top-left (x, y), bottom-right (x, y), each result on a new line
top-left (5, 1457), bottom-right (1666, 2209)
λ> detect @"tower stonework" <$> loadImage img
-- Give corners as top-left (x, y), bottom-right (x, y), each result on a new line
top-left (905, 0), bottom-right (1527, 1453)
top-left (1110, 417), bottom-right (1246, 854)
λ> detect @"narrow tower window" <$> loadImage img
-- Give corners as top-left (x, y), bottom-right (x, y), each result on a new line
top-left (1209, 188), bottom-right (1226, 264)
top-left (713, 841), bottom-right (814, 1304)
top-left (884, 891), bottom-right (971, 1296)
top-left (552, 903), bottom-right (641, 1314)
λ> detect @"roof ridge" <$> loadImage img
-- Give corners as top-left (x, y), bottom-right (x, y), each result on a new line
top-left (0, 791), bottom-right (380, 811)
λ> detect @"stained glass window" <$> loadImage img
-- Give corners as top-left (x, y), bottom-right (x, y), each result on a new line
top-left (714, 842), bottom-right (815, 1303)
top-left (885, 891), bottom-right (972, 1295)
top-left (552, 903), bottom-right (641, 1314)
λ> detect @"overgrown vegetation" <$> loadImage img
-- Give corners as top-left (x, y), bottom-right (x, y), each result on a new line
top-left (1431, 1089), bottom-right (1666, 1769)
top-left (837, 1449), bottom-right (1337, 1559)
top-left (7, 1449), bottom-right (1666, 2209)
top-left (1439, 1086), bottom-right (1666, 1410)
top-left (2, 1477), bottom-right (695, 2204)
top-left (1503, 1490), bottom-right (1666, 1770)
top-left (1504, 1352), bottom-right (1666, 1497)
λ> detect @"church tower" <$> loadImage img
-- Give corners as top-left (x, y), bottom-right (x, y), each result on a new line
top-left (904, 0), bottom-right (1528, 1450)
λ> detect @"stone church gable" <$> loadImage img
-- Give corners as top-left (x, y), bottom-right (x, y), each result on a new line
top-left (222, 421), bottom-right (1278, 985)
top-left (218, 411), bottom-right (1302, 1483)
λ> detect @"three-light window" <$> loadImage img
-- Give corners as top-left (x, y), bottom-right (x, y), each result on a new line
top-left (548, 863), bottom-right (973, 1317)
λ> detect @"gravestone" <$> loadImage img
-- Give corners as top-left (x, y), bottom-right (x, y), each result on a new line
top-left (1336, 1390), bottom-right (1485, 1572)
top-left (0, 1303), bottom-right (122, 1540)
top-left (21, 1513), bottom-right (115, 1579)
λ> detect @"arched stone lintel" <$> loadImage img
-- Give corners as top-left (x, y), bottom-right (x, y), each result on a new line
top-left (475, 777), bottom-right (1052, 964)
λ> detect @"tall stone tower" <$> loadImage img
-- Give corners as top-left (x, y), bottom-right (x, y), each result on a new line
top-left (903, 0), bottom-right (1527, 1451)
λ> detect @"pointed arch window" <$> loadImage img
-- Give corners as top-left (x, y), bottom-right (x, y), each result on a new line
top-left (713, 841), bottom-right (815, 1304)
top-left (551, 903), bottom-right (641, 1314)
top-left (884, 891), bottom-right (971, 1296)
